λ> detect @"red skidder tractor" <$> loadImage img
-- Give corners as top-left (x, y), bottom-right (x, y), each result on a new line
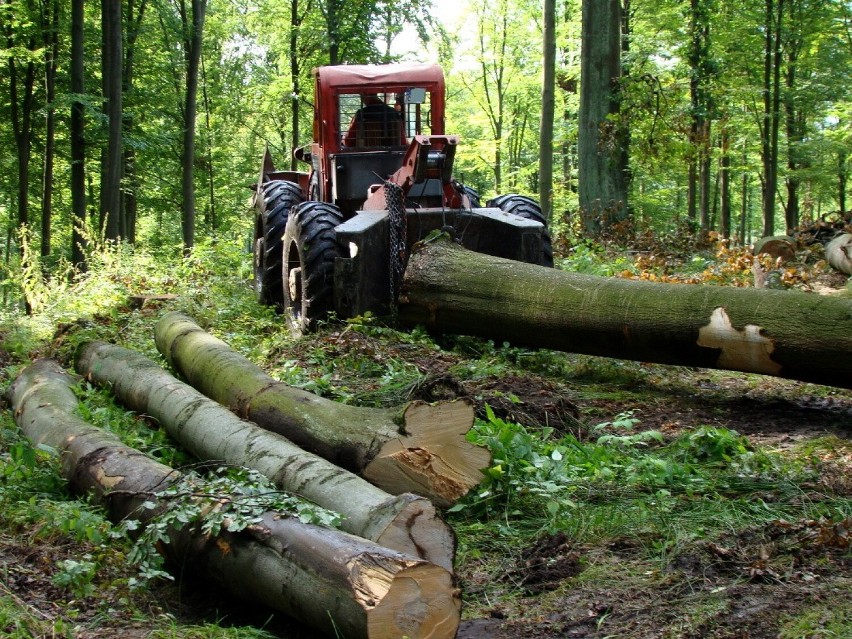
top-left (252, 63), bottom-right (552, 332)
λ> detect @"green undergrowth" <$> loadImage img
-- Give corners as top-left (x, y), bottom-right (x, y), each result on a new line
top-left (0, 237), bottom-right (850, 637)
top-left (449, 405), bottom-right (849, 566)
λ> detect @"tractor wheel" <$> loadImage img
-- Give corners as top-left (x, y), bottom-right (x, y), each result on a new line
top-left (487, 194), bottom-right (554, 267)
top-left (254, 180), bottom-right (304, 306)
top-left (282, 201), bottom-right (344, 333)
top-left (460, 184), bottom-right (481, 208)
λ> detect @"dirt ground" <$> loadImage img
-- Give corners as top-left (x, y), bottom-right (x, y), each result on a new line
top-left (449, 364), bottom-right (852, 639)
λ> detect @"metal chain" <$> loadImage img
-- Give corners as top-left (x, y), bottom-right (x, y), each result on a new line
top-left (386, 181), bottom-right (407, 314)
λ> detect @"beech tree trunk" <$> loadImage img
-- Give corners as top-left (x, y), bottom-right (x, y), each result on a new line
top-left (7, 360), bottom-right (461, 639)
top-left (578, 0), bottom-right (628, 234)
top-left (399, 238), bottom-right (852, 390)
top-left (76, 341), bottom-right (455, 570)
top-left (70, 0), bottom-right (87, 269)
top-left (154, 312), bottom-right (489, 507)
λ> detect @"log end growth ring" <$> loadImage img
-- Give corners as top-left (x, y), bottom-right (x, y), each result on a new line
top-left (365, 562), bottom-right (462, 639)
top-left (363, 400), bottom-right (490, 508)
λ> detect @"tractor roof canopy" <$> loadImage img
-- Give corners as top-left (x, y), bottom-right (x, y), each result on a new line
top-left (313, 63), bottom-right (445, 93)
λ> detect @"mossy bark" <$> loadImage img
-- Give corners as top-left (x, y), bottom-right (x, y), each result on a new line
top-left (399, 238), bottom-right (852, 390)
top-left (7, 360), bottom-right (461, 639)
top-left (154, 312), bottom-right (489, 506)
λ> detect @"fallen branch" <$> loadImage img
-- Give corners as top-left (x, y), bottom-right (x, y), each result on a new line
top-left (7, 360), bottom-right (461, 639)
top-left (76, 341), bottom-right (455, 570)
top-left (154, 312), bottom-right (490, 507)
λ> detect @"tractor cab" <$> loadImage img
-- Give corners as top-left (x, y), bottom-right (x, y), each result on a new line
top-left (307, 64), bottom-right (446, 216)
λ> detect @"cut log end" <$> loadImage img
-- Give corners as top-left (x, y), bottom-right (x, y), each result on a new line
top-left (826, 233), bottom-right (852, 275)
top-left (363, 400), bottom-right (490, 508)
top-left (371, 494), bottom-right (456, 572)
top-left (365, 562), bottom-right (461, 639)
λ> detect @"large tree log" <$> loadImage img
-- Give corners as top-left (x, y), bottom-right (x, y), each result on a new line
top-left (76, 340), bottom-right (454, 570)
top-left (399, 238), bottom-right (852, 390)
top-left (7, 360), bottom-right (461, 639)
top-left (154, 312), bottom-right (490, 507)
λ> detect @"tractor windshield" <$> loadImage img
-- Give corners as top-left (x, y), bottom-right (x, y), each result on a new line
top-left (338, 88), bottom-right (433, 149)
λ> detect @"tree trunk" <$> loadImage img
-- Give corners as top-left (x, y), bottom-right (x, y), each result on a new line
top-left (180, 0), bottom-right (208, 252)
top-left (7, 23), bottom-right (36, 236)
top-left (8, 360), bottom-right (461, 639)
top-left (154, 312), bottom-right (489, 507)
top-left (122, 0), bottom-right (147, 244)
top-left (539, 0), bottom-right (556, 223)
top-left (399, 237), bottom-right (852, 390)
top-left (578, 0), bottom-right (627, 234)
top-left (761, 0), bottom-right (784, 237)
top-left (289, 0), bottom-right (301, 171)
top-left (71, 0), bottom-right (87, 269)
top-left (100, 0), bottom-right (123, 240)
top-left (720, 127), bottom-right (731, 239)
top-left (40, 0), bottom-right (59, 259)
top-left (76, 341), bottom-right (455, 571)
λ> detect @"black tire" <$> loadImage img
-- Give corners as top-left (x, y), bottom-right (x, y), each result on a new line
top-left (282, 201), bottom-right (344, 333)
top-left (460, 184), bottom-right (481, 208)
top-left (254, 180), bottom-right (304, 306)
top-left (487, 193), bottom-right (554, 267)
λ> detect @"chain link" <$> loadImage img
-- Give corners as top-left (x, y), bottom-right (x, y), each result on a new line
top-left (386, 181), bottom-right (407, 313)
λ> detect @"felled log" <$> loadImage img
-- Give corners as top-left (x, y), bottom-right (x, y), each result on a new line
top-left (7, 360), bottom-right (461, 639)
top-left (154, 312), bottom-right (489, 507)
top-left (399, 237), bottom-right (852, 390)
top-left (753, 235), bottom-right (796, 263)
top-left (825, 233), bottom-right (852, 275)
top-left (76, 341), bottom-right (454, 570)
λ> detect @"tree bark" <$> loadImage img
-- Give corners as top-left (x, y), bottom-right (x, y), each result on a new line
top-left (8, 360), bottom-right (461, 639)
top-left (719, 127), bottom-right (731, 239)
top-left (70, 0), bottom-right (87, 269)
top-left (578, 0), bottom-right (627, 234)
top-left (6, 8), bottom-right (37, 238)
top-left (179, 0), bottom-right (208, 252)
top-left (398, 237), bottom-right (852, 390)
top-left (40, 0), bottom-right (59, 259)
top-left (100, 0), bottom-right (123, 240)
top-left (76, 341), bottom-right (455, 570)
top-left (154, 312), bottom-right (489, 507)
top-left (122, 0), bottom-right (147, 244)
top-left (539, 0), bottom-right (556, 223)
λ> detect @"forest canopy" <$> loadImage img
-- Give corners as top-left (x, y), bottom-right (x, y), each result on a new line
top-left (1, 0), bottom-right (850, 303)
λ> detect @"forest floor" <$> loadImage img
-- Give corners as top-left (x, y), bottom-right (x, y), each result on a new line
top-left (0, 236), bottom-right (850, 639)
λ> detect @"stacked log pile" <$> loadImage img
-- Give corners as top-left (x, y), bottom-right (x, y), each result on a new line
top-left (76, 341), bottom-right (456, 571)
top-left (154, 312), bottom-right (490, 507)
top-left (7, 315), bottom-right (493, 638)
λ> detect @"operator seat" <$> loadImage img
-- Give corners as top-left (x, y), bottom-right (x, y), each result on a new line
top-left (346, 97), bottom-right (406, 147)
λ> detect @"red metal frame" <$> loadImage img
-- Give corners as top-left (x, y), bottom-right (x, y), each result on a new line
top-left (309, 63), bottom-right (446, 203)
